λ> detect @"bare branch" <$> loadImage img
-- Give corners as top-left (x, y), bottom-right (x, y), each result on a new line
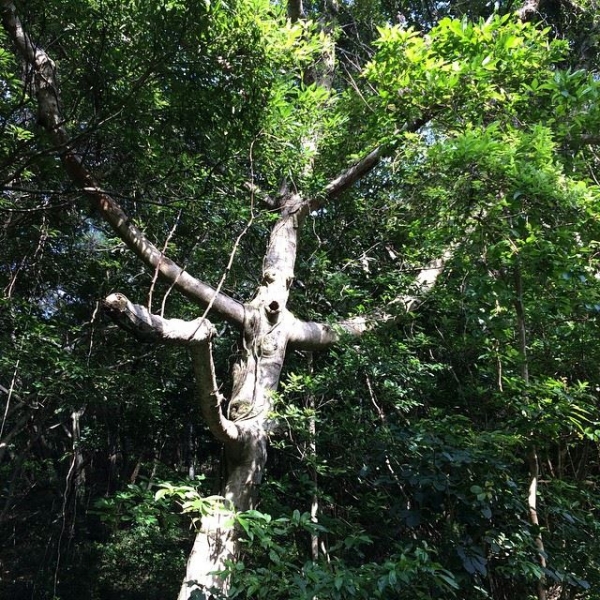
top-left (0, 361), bottom-right (20, 444)
top-left (0, 410), bottom-right (32, 462)
top-left (289, 247), bottom-right (455, 350)
top-left (103, 293), bottom-right (216, 345)
top-left (103, 293), bottom-right (239, 443)
top-left (1, 0), bottom-right (244, 326)
top-left (321, 111), bottom-right (438, 203)
top-left (243, 180), bottom-right (277, 208)
top-left (148, 210), bottom-right (182, 313)
top-left (398, 248), bottom-right (454, 311)
top-left (212, 161), bottom-right (277, 208)
top-left (322, 146), bottom-right (384, 202)
top-left (191, 341), bottom-right (240, 444)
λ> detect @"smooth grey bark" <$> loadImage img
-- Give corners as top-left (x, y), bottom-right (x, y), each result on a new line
top-left (102, 190), bottom-right (309, 598)
top-left (179, 192), bottom-right (306, 598)
top-left (101, 187), bottom-right (459, 597)
top-left (0, 7), bottom-right (377, 592)
top-left (103, 185), bottom-right (456, 589)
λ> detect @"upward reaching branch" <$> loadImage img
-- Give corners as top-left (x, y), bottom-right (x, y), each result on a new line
top-left (322, 146), bottom-right (384, 202)
top-left (321, 110), bottom-right (438, 204)
top-left (0, 0), bottom-right (244, 326)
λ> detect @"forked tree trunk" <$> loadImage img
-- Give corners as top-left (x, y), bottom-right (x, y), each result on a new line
top-left (1, 3), bottom-right (449, 598)
top-left (104, 192), bottom-right (309, 599)
top-left (177, 199), bottom-right (303, 598)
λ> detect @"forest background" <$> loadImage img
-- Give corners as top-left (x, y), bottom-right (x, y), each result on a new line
top-left (1, 0), bottom-right (600, 599)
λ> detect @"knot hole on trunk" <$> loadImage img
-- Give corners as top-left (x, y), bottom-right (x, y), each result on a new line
top-left (266, 300), bottom-right (280, 323)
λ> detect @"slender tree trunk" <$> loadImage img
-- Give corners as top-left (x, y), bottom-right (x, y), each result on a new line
top-left (308, 406), bottom-right (319, 563)
top-left (71, 408), bottom-right (86, 501)
top-left (305, 355), bottom-right (319, 563)
top-left (513, 263), bottom-right (547, 600)
top-left (527, 446), bottom-right (547, 600)
top-left (187, 424), bottom-right (197, 480)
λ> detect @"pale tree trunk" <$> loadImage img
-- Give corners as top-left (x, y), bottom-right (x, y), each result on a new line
top-left (71, 407), bottom-right (86, 501)
top-left (513, 262), bottom-right (547, 600)
top-left (179, 190), bottom-right (310, 598)
top-left (103, 189), bottom-right (309, 598)
top-left (102, 188), bottom-right (457, 598)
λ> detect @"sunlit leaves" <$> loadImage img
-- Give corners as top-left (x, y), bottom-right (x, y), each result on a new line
top-left (363, 15), bottom-right (566, 137)
top-left (226, 508), bottom-right (460, 599)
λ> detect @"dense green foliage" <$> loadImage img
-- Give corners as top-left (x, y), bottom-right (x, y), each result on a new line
top-left (1, 0), bottom-right (600, 599)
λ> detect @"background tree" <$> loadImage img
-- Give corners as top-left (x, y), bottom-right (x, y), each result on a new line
top-left (1, 0), bottom-right (599, 599)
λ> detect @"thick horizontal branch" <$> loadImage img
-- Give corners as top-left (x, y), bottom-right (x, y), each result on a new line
top-left (289, 248), bottom-right (455, 350)
top-left (1, 1), bottom-right (244, 326)
top-left (103, 293), bottom-right (216, 344)
top-left (288, 317), bottom-right (370, 350)
top-left (103, 293), bottom-right (239, 443)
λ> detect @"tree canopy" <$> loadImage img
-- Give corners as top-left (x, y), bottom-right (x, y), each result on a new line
top-left (1, 0), bottom-right (600, 599)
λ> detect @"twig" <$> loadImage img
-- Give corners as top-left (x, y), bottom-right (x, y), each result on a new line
top-left (148, 208), bottom-right (182, 313)
top-left (0, 360), bottom-right (20, 443)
